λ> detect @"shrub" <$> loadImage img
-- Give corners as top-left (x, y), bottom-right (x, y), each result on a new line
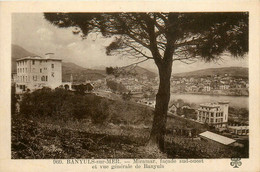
top-left (19, 88), bottom-right (111, 123)
top-left (11, 85), bottom-right (18, 115)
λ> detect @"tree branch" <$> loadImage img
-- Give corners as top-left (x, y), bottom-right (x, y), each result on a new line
top-left (124, 43), bottom-right (153, 59)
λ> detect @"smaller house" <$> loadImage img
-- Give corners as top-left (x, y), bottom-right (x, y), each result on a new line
top-left (228, 125), bottom-right (249, 136)
top-left (168, 104), bottom-right (177, 115)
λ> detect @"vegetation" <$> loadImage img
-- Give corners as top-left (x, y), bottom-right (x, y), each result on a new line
top-left (72, 83), bottom-right (94, 94)
top-left (121, 92), bottom-right (133, 101)
top-left (20, 88), bottom-right (107, 123)
top-left (11, 85), bottom-right (18, 115)
top-left (106, 80), bottom-right (128, 93)
top-left (12, 89), bottom-right (248, 159)
top-left (44, 12), bottom-right (248, 152)
top-left (229, 107), bottom-right (249, 124)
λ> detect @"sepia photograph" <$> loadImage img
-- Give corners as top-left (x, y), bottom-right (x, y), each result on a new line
top-left (11, 12), bottom-right (249, 159)
top-left (0, 1), bottom-right (260, 172)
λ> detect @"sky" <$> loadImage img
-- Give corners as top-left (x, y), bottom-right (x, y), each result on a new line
top-left (12, 13), bottom-right (248, 74)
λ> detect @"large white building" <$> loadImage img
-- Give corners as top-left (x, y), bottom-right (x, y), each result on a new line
top-left (197, 101), bottom-right (229, 128)
top-left (16, 53), bottom-right (62, 93)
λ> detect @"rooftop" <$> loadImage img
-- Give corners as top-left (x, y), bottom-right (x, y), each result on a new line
top-left (199, 103), bottom-right (220, 108)
top-left (199, 101), bottom-right (229, 108)
top-left (199, 131), bottom-right (236, 145)
top-left (16, 55), bottom-right (62, 61)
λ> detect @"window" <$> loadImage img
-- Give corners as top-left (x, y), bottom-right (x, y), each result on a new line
top-left (41, 76), bottom-right (45, 81)
top-left (52, 64), bottom-right (54, 68)
top-left (32, 60), bottom-right (35, 65)
top-left (40, 69), bottom-right (42, 73)
top-left (46, 76), bottom-right (48, 81)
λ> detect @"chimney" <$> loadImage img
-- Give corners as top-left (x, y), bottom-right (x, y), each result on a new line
top-left (45, 53), bottom-right (54, 59)
top-left (70, 74), bottom-right (73, 83)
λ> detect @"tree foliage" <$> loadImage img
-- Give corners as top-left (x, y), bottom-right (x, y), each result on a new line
top-left (19, 88), bottom-right (108, 123)
top-left (106, 80), bottom-right (128, 93)
top-left (44, 12), bottom-right (248, 151)
top-left (44, 12), bottom-right (248, 64)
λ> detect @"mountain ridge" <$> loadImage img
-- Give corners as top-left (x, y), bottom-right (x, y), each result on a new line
top-left (172, 67), bottom-right (248, 78)
top-left (12, 44), bottom-right (248, 80)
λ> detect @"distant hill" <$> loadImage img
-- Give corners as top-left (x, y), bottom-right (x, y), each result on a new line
top-left (62, 62), bottom-right (106, 82)
top-left (172, 67), bottom-right (248, 78)
top-left (121, 65), bottom-right (157, 79)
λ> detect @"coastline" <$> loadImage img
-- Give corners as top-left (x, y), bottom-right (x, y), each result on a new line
top-left (171, 92), bottom-right (249, 97)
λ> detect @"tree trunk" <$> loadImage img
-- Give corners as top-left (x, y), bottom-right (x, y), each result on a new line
top-left (147, 60), bottom-right (172, 152)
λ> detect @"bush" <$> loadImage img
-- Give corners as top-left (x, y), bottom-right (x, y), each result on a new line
top-left (18, 88), bottom-right (154, 125)
top-left (19, 88), bottom-right (110, 123)
top-left (106, 80), bottom-right (128, 93)
top-left (91, 99), bottom-right (110, 124)
top-left (11, 85), bottom-right (18, 115)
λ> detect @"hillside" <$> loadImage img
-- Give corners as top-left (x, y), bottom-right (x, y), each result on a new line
top-left (12, 89), bottom-right (248, 159)
top-left (121, 65), bottom-right (157, 79)
top-left (173, 67), bottom-right (248, 78)
top-left (62, 62), bottom-right (106, 82)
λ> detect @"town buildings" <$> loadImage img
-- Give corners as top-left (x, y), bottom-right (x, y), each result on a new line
top-left (197, 101), bottom-right (229, 128)
top-left (228, 125), bottom-right (249, 135)
top-left (170, 74), bottom-right (249, 96)
top-left (15, 53), bottom-right (62, 93)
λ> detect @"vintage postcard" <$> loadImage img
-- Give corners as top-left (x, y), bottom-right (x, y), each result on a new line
top-left (0, 1), bottom-right (259, 172)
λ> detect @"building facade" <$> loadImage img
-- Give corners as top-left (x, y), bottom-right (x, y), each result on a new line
top-left (197, 101), bottom-right (229, 128)
top-left (228, 125), bottom-right (249, 135)
top-left (16, 54), bottom-right (62, 93)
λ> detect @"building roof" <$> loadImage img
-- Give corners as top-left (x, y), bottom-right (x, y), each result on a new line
top-left (218, 101), bottom-right (229, 104)
top-left (16, 56), bottom-right (62, 61)
top-left (228, 126), bottom-right (249, 130)
top-left (199, 103), bottom-right (220, 108)
top-left (199, 131), bottom-right (236, 145)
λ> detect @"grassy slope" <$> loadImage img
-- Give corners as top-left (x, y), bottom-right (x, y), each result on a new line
top-left (11, 94), bottom-right (248, 159)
